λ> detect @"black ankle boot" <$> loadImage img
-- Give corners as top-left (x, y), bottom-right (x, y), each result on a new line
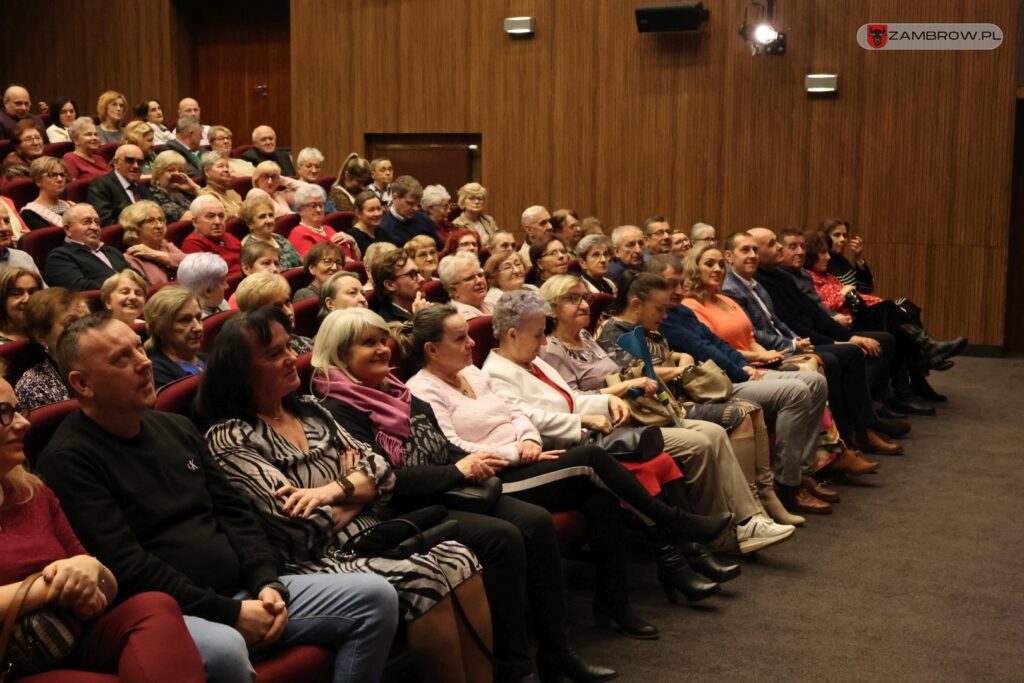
top-left (663, 508), bottom-right (733, 544)
top-left (536, 649), bottom-right (617, 683)
top-left (912, 376), bottom-right (948, 402)
top-left (682, 543), bottom-right (741, 583)
top-left (592, 595), bottom-right (659, 640)
top-left (898, 324), bottom-right (956, 372)
top-left (655, 544), bottom-right (720, 603)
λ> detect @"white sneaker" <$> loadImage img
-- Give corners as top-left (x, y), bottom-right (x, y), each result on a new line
top-left (736, 514), bottom-right (795, 554)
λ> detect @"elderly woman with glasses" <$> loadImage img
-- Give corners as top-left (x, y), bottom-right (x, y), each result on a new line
top-left (292, 242), bottom-right (343, 304)
top-left (405, 235), bottom-right (439, 281)
top-left (576, 234), bottom-right (617, 295)
top-left (444, 229), bottom-right (481, 258)
top-left (421, 184), bottom-right (454, 245)
top-left (148, 150), bottom-right (199, 223)
top-left (61, 117), bottom-right (111, 181)
top-left (2, 119), bottom-right (45, 182)
top-left (248, 160), bottom-right (302, 217)
top-left (20, 156), bottom-right (74, 229)
top-left (119, 201), bottom-right (185, 285)
top-left (238, 193), bottom-right (302, 269)
top-left (196, 151), bottom-right (243, 217)
top-left (452, 182), bottom-right (500, 243)
top-left (288, 184), bottom-right (359, 260)
top-left (438, 253), bottom-right (491, 320)
top-left (207, 125), bottom-right (255, 177)
top-left (483, 251), bottom-right (533, 309)
top-left (526, 235), bottom-right (570, 287)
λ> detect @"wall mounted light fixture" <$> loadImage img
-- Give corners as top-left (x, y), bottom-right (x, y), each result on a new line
top-left (738, 0), bottom-right (786, 55)
top-left (504, 16), bottom-right (535, 36)
top-left (805, 74), bottom-right (838, 93)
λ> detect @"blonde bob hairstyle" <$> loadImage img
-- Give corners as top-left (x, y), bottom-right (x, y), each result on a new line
top-left (457, 182), bottom-right (487, 209)
top-left (680, 243), bottom-right (725, 302)
top-left (538, 274), bottom-right (585, 308)
top-left (118, 200), bottom-right (164, 247)
top-left (100, 269), bottom-right (148, 305)
top-left (96, 90), bottom-right (127, 125)
top-left (144, 285), bottom-right (198, 353)
top-left (234, 272), bottom-right (290, 313)
top-left (252, 160), bottom-right (283, 186)
top-left (151, 150), bottom-right (188, 186)
top-left (311, 307), bottom-right (390, 376)
top-left (122, 120), bottom-right (153, 147)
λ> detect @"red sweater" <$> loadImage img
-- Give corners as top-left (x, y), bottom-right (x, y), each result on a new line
top-left (181, 231), bottom-right (243, 277)
top-left (0, 483), bottom-right (87, 584)
top-left (288, 223), bottom-right (354, 260)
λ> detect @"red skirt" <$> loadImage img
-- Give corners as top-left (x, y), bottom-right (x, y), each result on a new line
top-left (621, 451), bottom-right (682, 496)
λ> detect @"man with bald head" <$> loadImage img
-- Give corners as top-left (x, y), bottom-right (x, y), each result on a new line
top-left (86, 144), bottom-right (153, 226)
top-left (0, 85), bottom-right (46, 140)
top-left (240, 125), bottom-right (295, 177)
top-left (172, 97), bottom-right (210, 146)
top-left (517, 205), bottom-right (552, 267)
top-left (606, 224), bottom-right (645, 286)
top-left (45, 203), bottom-right (133, 290)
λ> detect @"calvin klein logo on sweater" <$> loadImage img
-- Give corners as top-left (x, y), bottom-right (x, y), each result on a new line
top-left (187, 459), bottom-right (199, 471)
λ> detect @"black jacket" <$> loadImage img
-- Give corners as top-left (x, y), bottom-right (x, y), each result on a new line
top-left (240, 147), bottom-right (296, 177)
top-left (753, 266), bottom-right (852, 345)
top-left (85, 171), bottom-right (152, 226)
top-left (44, 240), bottom-right (133, 290)
top-left (161, 139), bottom-right (203, 179)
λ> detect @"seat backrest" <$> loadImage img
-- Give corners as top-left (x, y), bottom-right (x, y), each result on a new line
top-left (230, 175), bottom-right (253, 199)
top-left (467, 316), bottom-right (495, 368)
top-left (344, 260), bottom-right (365, 283)
top-left (100, 224), bottom-right (124, 252)
top-left (42, 141), bottom-right (74, 158)
top-left (201, 309), bottom-right (238, 352)
top-left (295, 351), bottom-right (314, 390)
top-left (165, 220), bottom-right (194, 247)
top-left (324, 211), bottom-right (356, 233)
top-left (292, 297), bottom-right (320, 338)
top-left (0, 339), bottom-right (45, 386)
top-left (232, 144), bottom-right (254, 158)
top-left (422, 279), bottom-right (449, 304)
top-left (65, 177), bottom-right (92, 203)
top-left (24, 398), bottom-right (79, 467)
top-left (587, 292), bottom-right (615, 334)
top-left (22, 226), bottom-right (65, 273)
top-left (225, 216), bottom-right (248, 242)
top-left (315, 176), bottom-right (334, 193)
top-left (96, 143), bottom-right (119, 162)
top-left (1, 177), bottom-right (38, 211)
top-left (154, 373), bottom-right (203, 417)
top-left (82, 289), bottom-right (104, 312)
top-left (147, 281), bottom-right (176, 298)
top-left (282, 267), bottom-right (310, 295)
top-left (224, 271), bottom-right (246, 298)
top-left (387, 335), bottom-right (417, 383)
top-left (274, 213), bottom-right (301, 238)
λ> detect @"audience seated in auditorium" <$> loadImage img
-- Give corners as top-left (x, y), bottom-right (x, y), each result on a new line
top-left (240, 125), bottom-right (295, 177)
top-left (367, 157), bottom-right (394, 209)
top-left (62, 117), bottom-right (111, 181)
top-left (348, 189), bottom-right (383, 256)
top-left (0, 382), bottom-right (207, 683)
top-left (690, 222), bottom-right (717, 248)
top-left (36, 312), bottom-right (400, 682)
top-left (249, 160), bottom-right (301, 217)
top-left (95, 90), bottom-right (127, 144)
top-left (21, 156), bottom-right (73, 229)
top-left (517, 205), bottom-right (552, 268)
top-left (136, 97), bottom-right (175, 144)
top-left (86, 144), bottom-right (152, 226)
top-left (445, 228), bottom-right (482, 258)
top-left (688, 238), bottom-right (905, 458)
top-left (196, 151), bottom-right (243, 217)
top-left (576, 234), bottom-right (617, 295)
top-left (162, 116), bottom-right (203, 180)
top-left (148, 150), bottom-right (198, 222)
top-left (120, 201), bottom-right (185, 284)
top-left (318, 270), bottom-right (367, 315)
top-left (642, 216), bottom-right (673, 260)
top-left (16, 287), bottom-right (88, 410)
top-left (177, 252), bottom-right (230, 318)
top-left (378, 175), bottom-right (442, 248)
top-left (100, 269), bottom-right (147, 325)
top-left (45, 204), bottom-right (132, 290)
top-left (122, 120), bottom-right (157, 175)
top-left (328, 153), bottom-right (371, 212)
top-left (551, 210), bottom-right (583, 257)
top-left (488, 230), bottom-right (517, 262)
top-left (484, 288), bottom-right (793, 556)
top-left (45, 96), bottom-right (77, 143)
top-left (483, 250), bottom-right (532, 309)
top-left (234, 272), bottom-right (313, 354)
top-left (527, 235), bottom-right (570, 287)
top-left (181, 196), bottom-right (242, 277)
top-left (607, 224), bottom-right (645, 287)
top-left (144, 285), bottom-right (206, 388)
top-left (405, 235), bottom-right (440, 281)
top-left (0, 85), bottom-right (45, 140)
top-left (208, 125), bottom-right (256, 177)
top-left (173, 98), bottom-right (210, 145)
top-left (2, 119), bottom-right (45, 182)
top-left (0, 267), bottom-right (42, 343)
top-left (438, 252), bottom-right (490, 319)
top-left (289, 183), bottom-right (358, 259)
top-left (314, 307), bottom-right (625, 679)
top-left (452, 182), bottom-right (500, 243)
top-left (646, 254), bottom-right (856, 515)
top-left (671, 229), bottom-right (692, 258)
top-left (0, 207), bottom-right (42, 281)
top-left (293, 242), bottom-right (343, 304)
top-left (368, 247), bottom-right (428, 323)
top-left (422, 184), bottom-right (455, 244)
top-left (239, 193), bottom-right (302, 269)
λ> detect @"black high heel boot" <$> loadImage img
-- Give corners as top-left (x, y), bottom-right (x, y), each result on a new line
top-left (592, 594), bottom-right (660, 640)
top-left (682, 543), bottom-right (741, 583)
top-left (663, 508), bottom-right (733, 544)
top-left (536, 649), bottom-right (618, 683)
top-left (656, 544), bottom-right (720, 603)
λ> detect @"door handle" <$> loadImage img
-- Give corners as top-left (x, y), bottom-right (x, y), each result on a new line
top-left (253, 84), bottom-right (268, 97)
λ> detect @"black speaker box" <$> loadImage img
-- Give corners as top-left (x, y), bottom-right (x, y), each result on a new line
top-left (635, 2), bottom-right (709, 33)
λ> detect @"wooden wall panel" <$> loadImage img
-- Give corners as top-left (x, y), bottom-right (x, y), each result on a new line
top-left (292, 0), bottom-right (1018, 345)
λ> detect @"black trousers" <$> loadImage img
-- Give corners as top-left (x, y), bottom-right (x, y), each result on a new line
top-left (814, 343), bottom-right (879, 439)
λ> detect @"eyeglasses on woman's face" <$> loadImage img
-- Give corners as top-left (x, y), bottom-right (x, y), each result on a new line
top-left (0, 402), bottom-right (30, 427)
top-left (559, 292), bottom-right (593, 307)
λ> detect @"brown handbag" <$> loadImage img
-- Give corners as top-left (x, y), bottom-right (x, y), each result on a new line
top-left (0, 572), bottom-right (81, 681)
top-left (674, 360), bottom-right (733, 403)
top-left (606, 367), bottom-right (686, 427)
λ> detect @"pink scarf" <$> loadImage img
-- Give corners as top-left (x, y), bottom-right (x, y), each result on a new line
top-left (313, 366), bottom-right (412, 466)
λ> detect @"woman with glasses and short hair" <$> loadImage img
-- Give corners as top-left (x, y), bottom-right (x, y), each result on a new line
top-left (119, 200), bottom-right (185, 285)
top-left (21, 156), bottom-right (75, 229)
top-left (293, 242), bottom-right (344, 303)
top-left (526, 234), bottom-right (570, 287)
top-left (483, 250), bottom-right (534, 309)
top-left (288, 184), bottom-right (360, 260)
top-left (438, 252), bottom-right (490, 320)
top-left (3, 119), bottom-right (46, 182)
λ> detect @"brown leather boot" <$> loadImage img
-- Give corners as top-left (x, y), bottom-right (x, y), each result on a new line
top-left (828, 448), bottom-right (879, 476)
top-left (802, 475), bottom-right (840, 503)
top-left (859, 429), bottom-right (904, 456)
top-left (775, 483), bottom-right (832, 515)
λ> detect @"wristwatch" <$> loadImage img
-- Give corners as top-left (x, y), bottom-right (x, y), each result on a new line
top-left (257, 580), bottom-right (290, 605)
top-left (336, 475), bottom-right (355, 499)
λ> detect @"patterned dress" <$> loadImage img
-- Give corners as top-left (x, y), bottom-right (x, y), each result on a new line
top-left (204, 396), bottom-right (478, 620)
top-left (15, 357), bottom-right (69, 411)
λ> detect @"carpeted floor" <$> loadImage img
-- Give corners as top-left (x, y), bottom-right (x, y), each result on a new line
top-left (566, 356), bottom-right (1024, 683)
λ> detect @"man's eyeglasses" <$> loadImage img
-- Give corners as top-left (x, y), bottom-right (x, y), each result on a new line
top-left (0, 402), bottom-right (30, 426)
top-left (395, 269), bottom-right (422, 280)
top-left (457, 271), bottom-right (486, 286)
top-left (648, 229), bottom-right (670, 238)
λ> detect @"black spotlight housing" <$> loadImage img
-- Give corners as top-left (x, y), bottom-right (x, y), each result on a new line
top-left (635, 2), bottom-right (710, 33)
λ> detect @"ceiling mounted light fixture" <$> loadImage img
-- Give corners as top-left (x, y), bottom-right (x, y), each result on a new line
top-left (738, 0), bottom-right (786, 55)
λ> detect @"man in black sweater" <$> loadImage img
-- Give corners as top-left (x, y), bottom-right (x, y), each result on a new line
top-left (36, 313), bottom-right (398, 683)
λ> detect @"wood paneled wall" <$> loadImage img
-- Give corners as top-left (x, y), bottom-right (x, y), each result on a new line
top-left (292, 0), bottom-right (1018, 345)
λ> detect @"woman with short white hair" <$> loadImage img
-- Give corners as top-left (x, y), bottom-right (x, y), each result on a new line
top-left (177, 252), bottom-right (230, 317)
top-left (288, 183), bottom-right (359, 259)
top-left (421, 184), bottom-right (454, 244)
top-left (149, 150), bottom-right (199, 222)
top-left (247, 160), bottom-right (302, 217)
top-left (438, 252), bottom-right (491, 320)
top-left (61, 117), bottom-right (110, 180)
top-left (452, 182), bottom-right (500, 242)
top-left (295, 147), bottom-right (336, 212)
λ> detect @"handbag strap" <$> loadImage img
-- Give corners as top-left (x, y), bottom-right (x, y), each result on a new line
top-left (0, 572), bottom-right (44, 669)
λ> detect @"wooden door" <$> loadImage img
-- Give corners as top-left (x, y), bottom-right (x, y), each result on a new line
top-left (178, 0), bottom-right (292, 146)
top-left (366, 134), bottom-right (482, 197)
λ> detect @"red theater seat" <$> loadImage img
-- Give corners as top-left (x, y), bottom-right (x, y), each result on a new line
top-left (324, 211), bottom-right (356, 233)
top-left (292, 297), bottom-right (320, 338)
top-left (276, 213), bottom-right (301, 238)
top-left (25, 398), bottom-right (78, 466)
top-left (0, 339), bottom-right (45, 387)
top-left (421, 279), bottom-right (449, 304)
top-left (97, 143), bottom-right (119, 162)
top-left (225, 216), bottom-right (248, 241)
top-left (1, 177), bottom-right (37, 211)
top-left (66, 177), bottom-right (92, 203)
top-left (224, 271), bottom-right (245, 297)
top-left (100, 224), bottom-right (124, 252)
top-left (230, 175), bottom-right (253, 199)
top-left (282, 267), bottom-right (310, 294)
top-left (343, 260), bottom-right (365, 283)
top-left (154, 374), bottom-right (202, 416)
top-left (467, 316), bottom-right (495, 368)
top-left (165, 220), bottom-right (194, 247)
top-left (43, 141), bottom-right (74, 158)
top-left (587, 292), bottom-right (614, 334)
top-left (254, 645), bottom-right (333, 683)
top-left (315, 175), bottom-right (334, 194)
top-left (201, 310), bottom-right (237, 352)
top-left (22, 226), bottom-right (66, 272)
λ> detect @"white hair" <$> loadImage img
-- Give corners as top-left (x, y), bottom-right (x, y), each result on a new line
top-left (576, 234), bottom-right (611, 259)
top-left (177, 253), bottom-right (228, 295)
top-left (690, 222), bottom-right (716, 241)
top-left (492, 289), bottom-right (551, 341)
top-left (436, 252), bottom-right (481, 289)
top-left (296, 147), bottom-right (325, 165)
top-left (189, 194), bottom-right (223, 218)
top-left (611, 225), bottom-right (642, 248)
top-left (421, 185), bottom-right (451, 211)
top-left (520, 205), bottom-right (548, 228)
top-left (293, 183), bottom-right (325, 210)
top-left (68, 117), bottom-right (96, 142)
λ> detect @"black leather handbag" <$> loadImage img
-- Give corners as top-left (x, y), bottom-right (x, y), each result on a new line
top-left (582, 425), bottom-right (665, 462)
top-left (442, 476), bottom-right (502, 514)
top-left (342, 505), bottom-right (460, 560)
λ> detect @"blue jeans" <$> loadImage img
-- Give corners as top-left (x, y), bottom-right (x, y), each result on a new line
top-left (184, 573), bottom-right (399, 683)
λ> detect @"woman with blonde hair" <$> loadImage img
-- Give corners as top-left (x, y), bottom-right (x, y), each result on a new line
top-left (405, 234), bottom-right (440, 280)
top-left (119, 200), bottom-right (185, 284)
top-left (235, 271), bottom-right (314, 353)
top-left (329, 153), bottom-right (371, 211)
top-left (121, 120), bottom-right (157, 174)
top-left (248, 160), bottom-right (302, 216)
top-left (95, 90), bottom-right (127, 144)
top-left (452, 182), bottom-right (499, 242)
top-left (20, 156), bottom-right (74, 229)
top-left (100, 269), bottom-right (148, 325)
top-left (144, 285), bottom-right (206, 388)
